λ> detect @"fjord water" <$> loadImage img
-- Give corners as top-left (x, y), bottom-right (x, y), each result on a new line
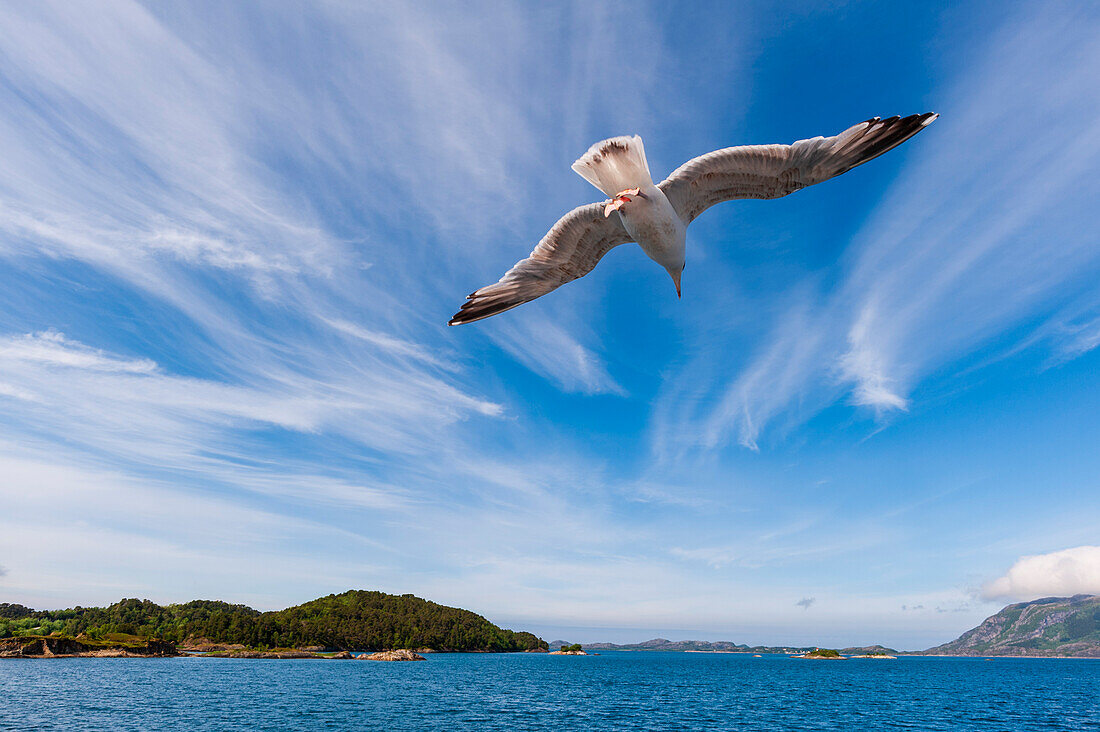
top-left (3, 652), bottom-right (1098, 730)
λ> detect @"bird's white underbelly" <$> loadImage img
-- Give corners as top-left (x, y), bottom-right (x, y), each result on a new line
top-left (619, 188), bottom-right (686, 266)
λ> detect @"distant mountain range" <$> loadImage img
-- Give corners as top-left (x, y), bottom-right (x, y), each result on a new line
top-left (840, 644), bottom-right (898, 655)
top-left (550, 638), bottom-right (815, 654)
top-left (920, 594), bottom-right (1100, 657)
top-left (552, 595), bottom-right (1100, 658)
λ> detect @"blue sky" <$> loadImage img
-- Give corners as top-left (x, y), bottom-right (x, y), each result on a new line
top-left (0, 0), bottom-right (1098, 649)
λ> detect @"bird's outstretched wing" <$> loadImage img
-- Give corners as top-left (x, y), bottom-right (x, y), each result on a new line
top-left (449, 202), bottom-right (632, 325)
top-left (658, 113), bottom-right (937, 225)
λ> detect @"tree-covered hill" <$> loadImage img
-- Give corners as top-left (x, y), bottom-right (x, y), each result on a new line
top-left (0, 591), bottom-right (547, 652)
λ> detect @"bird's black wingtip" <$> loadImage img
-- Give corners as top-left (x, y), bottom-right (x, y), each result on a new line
top-left (861, 112), bottom-right (939, 128)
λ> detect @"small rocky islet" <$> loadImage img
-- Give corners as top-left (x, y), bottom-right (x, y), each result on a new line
top-left (360, 649), bottom-right (425, 661)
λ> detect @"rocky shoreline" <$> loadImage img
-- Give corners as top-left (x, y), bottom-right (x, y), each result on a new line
top-left (848, 654), bottom-right (898, 659)
top-left (1, 635), bottom-right (445, 661)
top-left (361, 649), bottom-right (425, 661)
top-left (0, 636), bottom-right (178, 658)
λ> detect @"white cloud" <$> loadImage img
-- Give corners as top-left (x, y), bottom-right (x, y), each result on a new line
top-left (0, 382), bottom-right (35, 402)
top-left (488, 313), bottom-right (626, 396)
top-left (0, 450), bottom-right (404, 606)
top-left (668, 513), bottom-right (893, 571)
top-left (0, 331), bottom-right (156, 374)
top-left (1037, 305), bottom-right (1100, 367)
top-left (982, 546), bottom-right (1100, 601)
top-left (0, 2), bottom-right (343, 282)
top-left (321, 318), bottom-right (452, 368)
top-left (698, 292), bottom-right (829, 450)
top-left (838, 304), bottom-right (909, 412)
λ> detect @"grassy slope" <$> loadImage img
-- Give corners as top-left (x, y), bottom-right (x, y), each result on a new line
top-left (925, 595), bottom-right (1100, 656)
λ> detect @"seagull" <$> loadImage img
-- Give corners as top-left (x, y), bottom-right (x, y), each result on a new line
top-left (449, 113), bottom-right (937, 325)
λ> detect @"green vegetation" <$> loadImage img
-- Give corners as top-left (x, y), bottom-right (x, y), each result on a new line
top-left (803, 648), bottom-right (842, 658)
top-left (0, 633), bottom-right (178, 657)
top-left (0, 591), bottom-right (548, 652)
top-left (5, 633), bottom-right (152, 650)
top-left (924, 595), bottom-right (1100, 657)
top-left (560, 643), bottom-right (583, 652)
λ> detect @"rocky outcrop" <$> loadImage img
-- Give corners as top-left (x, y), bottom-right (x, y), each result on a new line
top-left (0, 636), bottom-right (83, 657)
top-left (178, 642), bottom-right (248, 653)
top-left (359, 649), bottom-right (425, 661)
top-left (204, 650), bottom-right (317, 659)
top-left (548, 650), bottom-right (588, 655)
top-left (0, 636), bottom-right (178, 658)
top-left (923, 595), bottom-right (1100, 657)
top-left (329, 651), bottom-right (354, 659)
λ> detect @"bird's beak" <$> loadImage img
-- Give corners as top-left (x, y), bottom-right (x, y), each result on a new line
top-left (671, 269), bottom-right (682, 299)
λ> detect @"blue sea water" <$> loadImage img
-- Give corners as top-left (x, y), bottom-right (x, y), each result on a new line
top-left (2, 652), bottom-right (1098, 730)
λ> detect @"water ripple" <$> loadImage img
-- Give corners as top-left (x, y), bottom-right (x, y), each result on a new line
top-left (1, 653), bottom-right (1098, 730)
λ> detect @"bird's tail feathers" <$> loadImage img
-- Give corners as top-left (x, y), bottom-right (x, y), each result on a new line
top-left (571, 135), bottom-right (653, 197)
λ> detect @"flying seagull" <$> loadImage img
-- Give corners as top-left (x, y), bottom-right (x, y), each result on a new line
top-left (449, 113), bottom-right (937, 326)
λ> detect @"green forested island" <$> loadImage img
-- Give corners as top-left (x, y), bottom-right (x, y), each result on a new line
top-left (0, 590), bottom-right (547, 653)
top-left (797, 648), bottom-right (843, 659)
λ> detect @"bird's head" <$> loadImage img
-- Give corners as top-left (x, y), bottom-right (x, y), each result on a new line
top-left (667, 263), bottom-right (684, 299)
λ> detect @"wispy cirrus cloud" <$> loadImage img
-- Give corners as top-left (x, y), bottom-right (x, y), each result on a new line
top-left (830, 6), bottom-right (1100, 403)
top-left (487, 312), bottom-right (627, 396)
top-left (0, 331), bottom-right (155, 375)
top-left (651, 4), bottom-right (1100, 453)
top-left (1, 0), bottom-right (1092, 651)
top-left (0, 327), bottom-right (506, 498)
top-left (0, 0), bottom-right (724, 619)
